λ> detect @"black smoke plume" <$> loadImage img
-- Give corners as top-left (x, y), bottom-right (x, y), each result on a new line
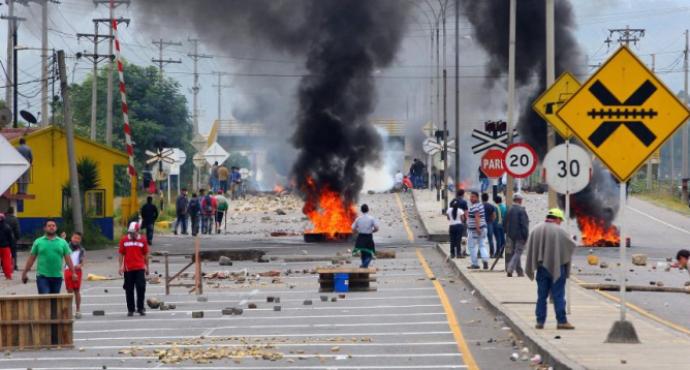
top-left (459, 0), bottom-right (619, 224)
top-left (135, 0), bottom-right (410, 204)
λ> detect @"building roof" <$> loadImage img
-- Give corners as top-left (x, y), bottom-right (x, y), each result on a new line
top-left (1, 125), bottom-right (129, 161)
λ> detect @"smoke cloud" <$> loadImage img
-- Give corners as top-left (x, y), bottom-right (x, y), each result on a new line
top-left (459, 0), bottom-right (619, 223)
top-left (135, 0), bottom-right (411, 204)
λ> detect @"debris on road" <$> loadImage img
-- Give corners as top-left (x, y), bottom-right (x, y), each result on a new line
top-left (146, 298), bottom-right (161, 309)
top-left (219, 256), bottom-right (233, 266)
top-left (632, 254), bottom-right (647, 266)
top-left (151, 345), bottom-right (284, 364)
top-left (192, 311), bottom-right (204, 318)
top-left (92, 310), bottom-right (105, 316)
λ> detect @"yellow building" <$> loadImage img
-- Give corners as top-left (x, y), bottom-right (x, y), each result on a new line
top-left (1, 126), bottom-right (128, 240)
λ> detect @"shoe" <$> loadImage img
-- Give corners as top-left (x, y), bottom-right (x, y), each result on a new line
top-left (127, 312), bottom-right (134, 317)
top-left (535, 323), bottom-right (544, 330)
top-left (173, 231), bottom-right (177, 235)
top-left (74, 311), bottom-right (82, 319)
top-left (468, 265), bottom-right (480, 270)
top-left (482, 262), bottom-right (489, 270)
top-left (557, 322), bottom-right (575, 330)
top-left (517, 273), bottom-right (525, 277)
top-left (138, 310), bottom-right (146, 316)
top-left (507, 272), bottom-right (513, 277)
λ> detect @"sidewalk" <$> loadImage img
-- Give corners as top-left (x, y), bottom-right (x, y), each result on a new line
top-left (411, 189), bottom-right (449, 242)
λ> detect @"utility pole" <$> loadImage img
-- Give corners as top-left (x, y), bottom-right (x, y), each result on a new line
top-left (682, 30), bottom-right (689, 204)
top-left (188, 38), bottom-right (212, 135)
top-left (506, 0), bottom-right (516, 206)
top-left (57, 50), bottom-right (84, 234)
top-left (152, 39), bottom-right (182, 78)
top-left (77, 21), bottom-right (114, 140)
top-left (454, 0), bottom-right (460, 190)
top-left (212, 71), bottom-right (231, 122)
top-left (93, 0), bottom-right (130, 146)
top-left (1, 11), bottom-right (25, 128)
top-left (605, 26), bottom-right (645, 49)
top-left (545, 0), bottom-right (555, 209)
top-left (646, 54), bottom-right (655, 190)
top-left (4, 0), bottom-right (14, 110)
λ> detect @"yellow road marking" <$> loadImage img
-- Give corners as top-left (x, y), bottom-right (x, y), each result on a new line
top-left (572, 276), bottom-right (690, 336)
top-left (395, 193), bottom-right (415, 242)
top-left (416, 248), bottom-right (480, 370)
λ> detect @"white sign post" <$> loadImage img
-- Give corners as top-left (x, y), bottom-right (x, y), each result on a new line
top-left (204, 142), bottom-right (229, 166)
top-left (543, 142), bottom-right (592, 314)
top-left (0, 135), bottom-right (30, 195)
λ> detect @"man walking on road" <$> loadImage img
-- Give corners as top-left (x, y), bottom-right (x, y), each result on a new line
top-left (0, 214), bottom-right (15, 279)
top-left (188, 193), bottom-right (201, 236)
top-left (140, 196), bottom-right (159, 245)
top-left (352, 204), bottom-right (379, 268)
top-left (481, 193), bottom-right (497, 257)
top-left (21, 220), bottom-right (77, 294)
top-left (5, 207), bottom-right (20, 271)
top-left (215, 190), bottom-right (229, 234)
top-left (525, 209), bottom-right (576, 330)
top-left (467, 191), bottom-right (489, 270)
top-left (174, 189), bottom-right (189, 235)
top-left (118, 222), bottom-right (149, 316)
top-left (504, 193), bottom-right (529, 277)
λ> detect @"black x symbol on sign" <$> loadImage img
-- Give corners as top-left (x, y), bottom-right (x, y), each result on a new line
top-left (586, 79), bottom-right (658, 147)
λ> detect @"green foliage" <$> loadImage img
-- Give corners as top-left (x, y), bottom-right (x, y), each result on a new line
top-left (62, 157), bottom-right (101, 195)
top-left (226, 152), bottom-right (251, 169)
top-left (57, 61), bottom-right (194, 186)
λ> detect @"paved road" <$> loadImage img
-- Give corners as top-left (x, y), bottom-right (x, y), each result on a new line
top-left (1, 193), bottom-right (530, 370)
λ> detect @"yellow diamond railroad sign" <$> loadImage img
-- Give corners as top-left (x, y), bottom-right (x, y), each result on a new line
top-left (532, 71), bottom-right (580, 139)
top-left (557, 46), bottom-right (690, 182)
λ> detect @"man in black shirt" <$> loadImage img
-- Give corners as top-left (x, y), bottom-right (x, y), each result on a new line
top-left (140, 196), bottom-right (159, 245)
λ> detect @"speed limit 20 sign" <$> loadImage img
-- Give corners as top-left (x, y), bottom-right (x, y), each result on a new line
top-left (542, 143), bottom-right (593, 194)
top-left (502, 143), bottom-right (537, 178)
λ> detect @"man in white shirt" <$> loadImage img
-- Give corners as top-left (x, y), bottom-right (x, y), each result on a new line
top-left (352, 204), bottom-right (380, 268)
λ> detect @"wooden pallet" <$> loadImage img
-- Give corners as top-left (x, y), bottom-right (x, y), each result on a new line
top-left (317, 267), bottom-right (377, 292)
top-left (0, 294), bottom-right (73, 350)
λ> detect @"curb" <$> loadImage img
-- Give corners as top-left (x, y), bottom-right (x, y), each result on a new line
top-left (435, 243), bottom-right (585, 370)
top-left (410, 191), bottom-right (449, 242)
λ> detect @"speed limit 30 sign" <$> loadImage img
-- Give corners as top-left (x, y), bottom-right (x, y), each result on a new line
top-left (542, 143), bottom-right (593, 194)
top-left (502, 143), bottom-right (537, 179)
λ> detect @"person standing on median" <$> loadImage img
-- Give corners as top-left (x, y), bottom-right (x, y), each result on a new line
top-left (446, 199), bottom-right (464, 259)
top-left (118, 222), bottom-right (150, 316)
top-left (525, 208), bottom-right (576, 330)
top-left (352, 204), bottom-right (379, 268)
top-left (21, 219), bottom-right (77, 294)
top-left (467, 191), bottom-right (490, 270)
top-left (504, 193), bottom-right (529, 277)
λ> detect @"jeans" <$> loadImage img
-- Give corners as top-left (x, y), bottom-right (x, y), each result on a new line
top-left (123, 269), bottom-right (146, 313)
top-left (220, 180), bottom-right (228, 193)
top-left (467, 227), bottom-right (489, 266)
top-left (506, 238), bottom-right (525, 275)
top-left (174, 215), bottom-right (188, 234)
top-left (486, 222), bottom-right (495, 256)
top-left (190, 214), bottom-right (200, 236)
top-left (493, 222), bottom-right (505, 257)
top-left (210, 178), bottom-right (219, 193)
top-left (360, 252), bottom-right (373, 268)
top-left (536, 265), bottom-right (568, 324)
top-left (36, 275), bottom-right (62, 294)
top-left (449, 224), bottom-right (464, 258)
top-left (0, 247), bottom-right (12, 279)
top-left (143, 224), bottom-right (154, 245)
top-left (480, 178), bottom-right (489, 193)
top-left (201, 214), bottom-right (213, 234)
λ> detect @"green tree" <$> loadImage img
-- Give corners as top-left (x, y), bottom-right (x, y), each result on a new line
top-left (56, 62), bottom-right (194, 186)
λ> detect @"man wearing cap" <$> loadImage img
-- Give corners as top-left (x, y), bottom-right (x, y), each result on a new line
top-left (118, 222), bottom-right (150, 316)
top-left (525, 208), bottom-right (576, 330)
top-left (504, 193), bottom-right (529, 277)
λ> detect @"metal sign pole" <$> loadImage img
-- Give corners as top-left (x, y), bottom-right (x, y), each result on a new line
top-left (565, 139), bottom-right (572, 315)
top-left (618, 181), bottom-right (627, 321)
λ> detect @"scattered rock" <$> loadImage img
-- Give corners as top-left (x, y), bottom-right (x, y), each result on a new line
top-left (148, 276), bottom-right (161, 284)
top-left (530, 354), bottom-right (542, 365)
top-left (587, 255), bottom-right (599, 266)
top-left (599, 261), bottom-right (609, 269)
top-left (338, 294), bottom-right (346, 299)
top-left (104, 289), bottom-right (108, 293)
top-left (273, 306), bottom-right (282, 312)
top-left (160, 305), bottom-right (169, 311)
top-left (631, 254), bottom-right (647, 266)
top-left (275, 209), bottom-right (287, 215)
top-left (274, 297), bottom-right (281, 303)
top-left (192, 311), bottom-right (204, 318)
top-left (331, 297), bottom-right (338, 302)
top-left (684, 281), bottom-right (690, 287)
top-left (510, 353), bottom-right (519, 361)
top-left (146, 298), bottom-right (161, 309)
top-left (248, 303), bottom-right (258, 309)
top-left (320, 296), bottom-right (328, 302)
top-left (222, 307), bottom-right (243, 315)
top-left (92, 310), bottom-right (105, 316)
top-left (303, 300), bottom-right (313, 305)
top-left (656, 281), bottom-right (664, 287)
top-left (267, 296), bottom-right (275, 303)
top-left (219, 256), bottom-right (233, 266)
top-left (168, 304), bottom-right (176, 310)
top-left (197, 296), bottom-right (208, 302)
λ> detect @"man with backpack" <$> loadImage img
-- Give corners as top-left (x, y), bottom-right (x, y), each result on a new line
top-left (188, 193), bottom-right (201, 236)
top-left (174, 189), bottom-right (189, 235)
top-left (200, 189), bottom-right (217, 235)
top-left (215, 190), bottom-right (229, 234)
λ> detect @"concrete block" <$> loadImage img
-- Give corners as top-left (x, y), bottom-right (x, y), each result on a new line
top-left (248, 303), bottom-right (257, 309)
top-left (219, 256), bottom-right (233, 266)
top-left (273, 306), bottom-right (281, 311)
top-left (303, 300), bottom-right (312, 305)
top-left (197, 296), bottom-right (208, 302)
top-left (320, 296), bottom-right (328, 302)
top-left (92, 310), bottom-right (105, 316)
top-left (192, 311), bottom-right (204, 318)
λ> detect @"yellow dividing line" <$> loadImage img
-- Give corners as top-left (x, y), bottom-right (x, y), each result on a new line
top-left (416, 248), bottom-right (480, 370)
top-left (572, 276), bottom-right (690, 336)
top-left (394, 193), bottom-right (415, 242)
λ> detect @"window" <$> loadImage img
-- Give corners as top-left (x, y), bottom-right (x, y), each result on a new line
top-left (85, 189), bottom-right (105, 218)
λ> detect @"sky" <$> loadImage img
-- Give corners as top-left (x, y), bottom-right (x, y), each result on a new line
top-left (2, 0), bottom-right (690, 143)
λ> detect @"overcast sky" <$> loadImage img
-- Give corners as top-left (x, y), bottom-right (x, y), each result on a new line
top-left (2, 0), bottom-right (690, 141)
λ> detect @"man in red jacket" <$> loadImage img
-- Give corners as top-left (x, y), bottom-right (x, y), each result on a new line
top-left (118, 222), bottom-right (149, 316)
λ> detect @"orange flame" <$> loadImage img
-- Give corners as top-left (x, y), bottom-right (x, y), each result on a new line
top-left (274, 184), bottom-right (285, 194)
top-left (302, 177), bottom-right (355, 238)
top-left (577, 214), bottom-right (620, 247)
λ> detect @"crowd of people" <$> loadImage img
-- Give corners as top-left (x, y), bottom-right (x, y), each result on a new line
top-left (209, 162), bottom-right (245, 200)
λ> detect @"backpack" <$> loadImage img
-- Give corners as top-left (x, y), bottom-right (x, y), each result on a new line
top-left (188, 198), bottom-right (201, 215)
top-left (202, 195), bottom-right (213, 214)
top-left (217, 197), bottom-right (228, 212)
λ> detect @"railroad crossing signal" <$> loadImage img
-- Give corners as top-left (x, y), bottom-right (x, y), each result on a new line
top-left (145, 147), bottom-right (176, 166)
top-left (557, 46), bottom-right (690, 182)
top-left (471, 129), bottom-right (519, 154)
top-left (532, 72), bottom-right (580, 139)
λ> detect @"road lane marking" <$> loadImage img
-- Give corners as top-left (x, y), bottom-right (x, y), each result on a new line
top-left (75, 321), bottom-right (450, 334)
top-left (627, 205), bottom-right (690, 236)
top-left (395, 193), bottom-right (415, 242)
top-left (75, 331), bottom-right (454, 342)
top-left (77, 312), bottom-right (446, 325)
top-left (1, 366), bottom-right (467, 370)
top-left (81, 286), bottom-right (436, 296)
top-left (416, 249), bottom-right (479, 370)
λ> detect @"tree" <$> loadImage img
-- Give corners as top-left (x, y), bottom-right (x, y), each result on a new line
top-left (56, 62), bottom-right (194, 185)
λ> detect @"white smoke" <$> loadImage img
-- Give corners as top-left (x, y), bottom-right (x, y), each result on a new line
top-left (362, 127), bottom-right (404, 193)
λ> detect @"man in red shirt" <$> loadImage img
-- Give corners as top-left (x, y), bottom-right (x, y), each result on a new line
top-left (118, 222), bottom-right (150, 316)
